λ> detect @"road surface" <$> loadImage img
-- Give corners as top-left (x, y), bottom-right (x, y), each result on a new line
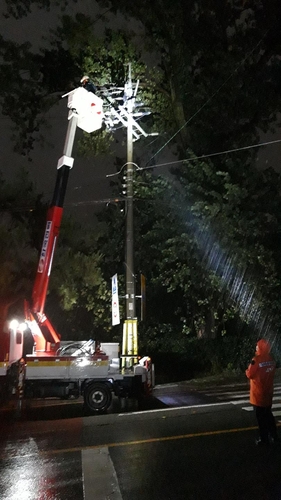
top-left (1, 381), bottom-right (281, 499)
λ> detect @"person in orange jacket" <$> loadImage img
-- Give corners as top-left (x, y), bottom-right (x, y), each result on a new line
top-left (245, 338), bottom-right (278, 445)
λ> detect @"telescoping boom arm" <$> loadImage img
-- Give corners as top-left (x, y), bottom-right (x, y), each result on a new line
top-left (26, 87), bottom-right (104, 353)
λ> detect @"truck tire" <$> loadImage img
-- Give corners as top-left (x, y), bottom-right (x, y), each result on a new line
top-left (84, 383), bottom-right (112, 412)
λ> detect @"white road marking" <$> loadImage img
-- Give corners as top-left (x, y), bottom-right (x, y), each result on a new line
top-left (242, 406), bottom-right (253, 412)
top-left (241, 404), bottom-right (281, 424)
top-left (217, 393), bottom-right (249, 400)
top-left (273, 411), bottom-right (281, 417)
top-left (148, 382), bottom-right (281, 423)
top-left (232, 399), bottom-right (252, 405)
top-left (241, 402), bottom-right (281, 410)
top-left (82, 447), bottom-right (123, 500)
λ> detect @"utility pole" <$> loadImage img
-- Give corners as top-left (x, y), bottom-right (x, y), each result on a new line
top-left (105, 63), bottom-right (157, 370)
top-left (122, 63), bottom-right (138, 369)
top-left (125, 63), bottom-right (135, 320)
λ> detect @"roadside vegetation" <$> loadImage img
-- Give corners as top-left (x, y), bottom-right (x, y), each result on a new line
top-left (1, 0), bottom-right (281, 380)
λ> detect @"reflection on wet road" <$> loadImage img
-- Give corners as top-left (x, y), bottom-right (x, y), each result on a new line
top-left (0, 445), bottom-right (82, 500)
top-left (153, 383), bottom-right (211, 407)
top-left (1, 383), bottom-right (281, 499)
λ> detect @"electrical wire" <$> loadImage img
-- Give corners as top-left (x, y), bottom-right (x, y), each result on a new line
top-left (140, 138), bottom-right (281, 172)
top-left (63, 139), bottom-right (281, 206)
top-left (106, 162), bottom-right (140, 178)
top-left (146, 26), bottom-right (271, 166)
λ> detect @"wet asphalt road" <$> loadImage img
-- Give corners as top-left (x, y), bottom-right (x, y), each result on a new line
top-left (1, 384), bottom-right (281, 499)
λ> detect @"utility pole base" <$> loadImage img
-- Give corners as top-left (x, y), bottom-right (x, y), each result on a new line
top-left (121, 319), bottom-right (138, 369)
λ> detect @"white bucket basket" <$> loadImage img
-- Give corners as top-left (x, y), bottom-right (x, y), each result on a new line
top-left (67, 87), bottom-right (104, 133)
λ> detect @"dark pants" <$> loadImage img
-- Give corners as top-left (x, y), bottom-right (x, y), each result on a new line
top-left (254, 405), bottom-right (278, 442)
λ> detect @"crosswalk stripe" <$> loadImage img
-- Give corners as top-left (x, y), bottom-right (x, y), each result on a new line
top-left (273, 411), bottom-right (281, 417)
top-left (203, 387), bottom-right (281, 397)
top-left (199, 384), bottom-right (281, 425)
top-left (82, 447), bottom-right (123, 500)
top-left (190, 381), bottom-right (281, 424)
top-left (232, 399), bottom-right (251, 405)
top-left (232, 397), bottom-right (281, 406)
top-left (241, 407), bottom-right (281, 421)
top-left (217, 393), bottom-right (249, 399)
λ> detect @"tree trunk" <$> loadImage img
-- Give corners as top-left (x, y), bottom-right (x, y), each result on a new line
top-left (196, 309), bottom-right (216, 339)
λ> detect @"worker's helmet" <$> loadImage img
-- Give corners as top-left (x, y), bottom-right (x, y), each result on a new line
top-left (80, 75), bottom-right (90, 83)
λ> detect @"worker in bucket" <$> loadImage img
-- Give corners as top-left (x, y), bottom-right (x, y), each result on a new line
top-left (245, 338), bottom-right (279, 446)
top-left (80, 75), bottom-right (97, 94)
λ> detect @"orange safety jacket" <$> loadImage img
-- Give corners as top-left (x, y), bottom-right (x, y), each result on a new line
top-left (245, 339), bottom-right (276, 407)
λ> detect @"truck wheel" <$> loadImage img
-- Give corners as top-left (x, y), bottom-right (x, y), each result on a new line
top-left (84, 383), bottom-right (112, 412)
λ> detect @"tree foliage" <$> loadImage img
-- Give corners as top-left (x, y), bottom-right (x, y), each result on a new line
top-left (0, 168), bottom-right (114, 341)
top-left (47, 218), bottom-right (113, 341)
top-left (0, 170), bottom-right (45, 332)
top-left (3, 3), bottom-right (281, 157)
top-left (2, 0), bottom-right (281, 367)
top-left (169, 156), bottom-right (281, 339)
top-left (106, 0), bottom-right (281, 153)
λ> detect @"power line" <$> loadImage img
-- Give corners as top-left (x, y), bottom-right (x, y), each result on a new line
top-left (140, 138), bottom-right (281, 172)
top-left (146, 26), bottom-right (271, 166)
top-left (106, 162), bottom-right (140, 178)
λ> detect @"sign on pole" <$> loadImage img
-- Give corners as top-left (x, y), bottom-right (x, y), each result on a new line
top-left (111, 274), bottom-right (120, 326)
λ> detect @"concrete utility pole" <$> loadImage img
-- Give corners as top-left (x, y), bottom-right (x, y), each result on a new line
top-left (119, 63), bottom-right (157, 370)
top-left (122, 63), bottom-right (138, 369)
top-left (125, 64), bottom-right (135, 320)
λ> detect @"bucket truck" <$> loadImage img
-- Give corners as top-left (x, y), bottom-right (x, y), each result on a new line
top-left (0, 83), bottom-right (153, 413)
